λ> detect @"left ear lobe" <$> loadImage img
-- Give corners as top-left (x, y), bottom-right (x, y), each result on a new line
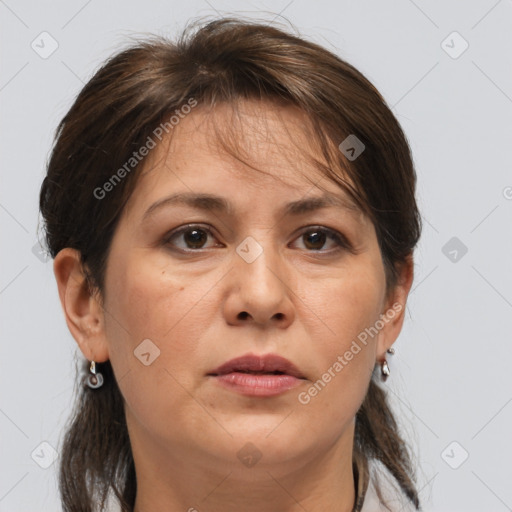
top-left (376, 253), bottom-right (414, 358)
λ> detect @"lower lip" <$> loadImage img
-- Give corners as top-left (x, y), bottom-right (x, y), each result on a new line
top-left (211, 372), bottom-right (303, 397)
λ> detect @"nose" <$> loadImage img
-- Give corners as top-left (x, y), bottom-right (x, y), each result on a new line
top-left (223, 239), bottom-right (295, 328)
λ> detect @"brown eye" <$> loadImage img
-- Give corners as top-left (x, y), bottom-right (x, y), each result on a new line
top-left (182, 228), bottom-right (208, 248)
top-left (302, 230), bottom-right (327, 250)
top-left (164, 225), bottom-right (217, 250)
top-left (292, 226), bottom-right (350, 253)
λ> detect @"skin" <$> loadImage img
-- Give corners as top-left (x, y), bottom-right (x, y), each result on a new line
top-left (53, 99), bottom-right (413, 512)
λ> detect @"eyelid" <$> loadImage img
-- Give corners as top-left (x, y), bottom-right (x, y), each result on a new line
top-left (162, 224), bottom-right (220, 248)
top-left (296, 224), bottom-right (350, 248)
top-left (163, 223), bottom-right (353, 253)
top-left (292, 224), bottom-right (355, 254)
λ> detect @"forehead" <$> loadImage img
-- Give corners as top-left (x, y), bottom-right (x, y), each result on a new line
top-left (124, 99), bottom-right (365, 221)
top-left (165, 99), bottom-right (326, 177)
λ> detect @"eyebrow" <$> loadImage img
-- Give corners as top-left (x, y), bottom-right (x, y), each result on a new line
top-left (141, 191), bottom-right (362, 224)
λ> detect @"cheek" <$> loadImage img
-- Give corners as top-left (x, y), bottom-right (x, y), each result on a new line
top-left (103, 254), bottom-right (218, 432)
top-left (103, 249), bottom-right (233, 403)
top-left (293, 260), bottom-right (384, 411)
top-left (298, 259), bottom-right (385, 352)
top-left (106, 252), bottom-right (213, 353)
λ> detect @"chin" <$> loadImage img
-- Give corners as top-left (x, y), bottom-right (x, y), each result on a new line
top-left (217, 419), bottom-right (314, 458)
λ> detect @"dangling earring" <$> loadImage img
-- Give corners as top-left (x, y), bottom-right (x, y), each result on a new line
top-left (381, 347), bottom-right (395, 380)
top-left (86, 360), bottom-right (104, 389)
top-left (381, 360), bottom-right (390, 377)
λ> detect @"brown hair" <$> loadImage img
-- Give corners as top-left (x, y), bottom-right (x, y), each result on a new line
top-left (39, 17), bottom-right (422, 512)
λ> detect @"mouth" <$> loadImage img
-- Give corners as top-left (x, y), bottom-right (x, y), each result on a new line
top-left (207, 353), bottom-right (306, 397)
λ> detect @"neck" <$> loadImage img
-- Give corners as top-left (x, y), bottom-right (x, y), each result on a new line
top-left (131, 421), bottom-right (357, 512)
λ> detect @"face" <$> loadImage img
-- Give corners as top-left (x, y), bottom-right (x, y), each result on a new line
top-left (95, 99), bottom-right (403, 476)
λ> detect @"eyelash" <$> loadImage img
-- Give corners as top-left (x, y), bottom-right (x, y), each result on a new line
top-left (162, 224), bottom-right (352, 255)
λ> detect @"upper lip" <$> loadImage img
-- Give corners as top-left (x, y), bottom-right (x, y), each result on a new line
top-left (208, 353), bottom-right (306, 379)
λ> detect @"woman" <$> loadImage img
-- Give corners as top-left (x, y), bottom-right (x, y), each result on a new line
top-left (39, 17), bottom-right (422, 512)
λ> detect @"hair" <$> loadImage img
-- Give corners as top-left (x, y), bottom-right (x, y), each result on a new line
top-left (39, 17), bottom-right (422, 512)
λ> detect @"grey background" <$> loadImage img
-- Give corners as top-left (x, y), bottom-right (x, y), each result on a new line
top-left (1, 1), bottom-right (511, 511)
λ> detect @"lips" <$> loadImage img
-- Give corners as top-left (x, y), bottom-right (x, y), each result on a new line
top-left (207, 353), bottom-right (306, 397)
top-left (208, 353), bottom-right (305, 379)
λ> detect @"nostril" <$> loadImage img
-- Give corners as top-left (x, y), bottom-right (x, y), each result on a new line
top-left (238, 311), bottom-right (249, 320)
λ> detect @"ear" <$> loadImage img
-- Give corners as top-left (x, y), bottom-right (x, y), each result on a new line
top-left (376, 253), bottom-right (414, 362)
top-left (53, 248), bottom-right (109, 363)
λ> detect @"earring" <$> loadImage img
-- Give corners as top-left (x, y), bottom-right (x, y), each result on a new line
top-left (86, 360), bottom-right (104, 389)
top-left (381, 347), bottom-right (395, 380)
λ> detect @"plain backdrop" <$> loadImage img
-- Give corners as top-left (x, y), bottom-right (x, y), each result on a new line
top-left (1, 1), bottom-right (511, 511)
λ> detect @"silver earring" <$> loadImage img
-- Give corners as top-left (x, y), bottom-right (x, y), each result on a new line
top-left (381, 347), bottom-right (395, 379)
top-left (86, 360), bottom-right (104, 389)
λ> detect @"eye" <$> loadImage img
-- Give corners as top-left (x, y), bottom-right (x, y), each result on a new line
top-left (163, 224), bottom-right (352, 254)
top-left (163, 225), bottom-right (221, 251)
top-left (291, 226), bottom-right (350, 253)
